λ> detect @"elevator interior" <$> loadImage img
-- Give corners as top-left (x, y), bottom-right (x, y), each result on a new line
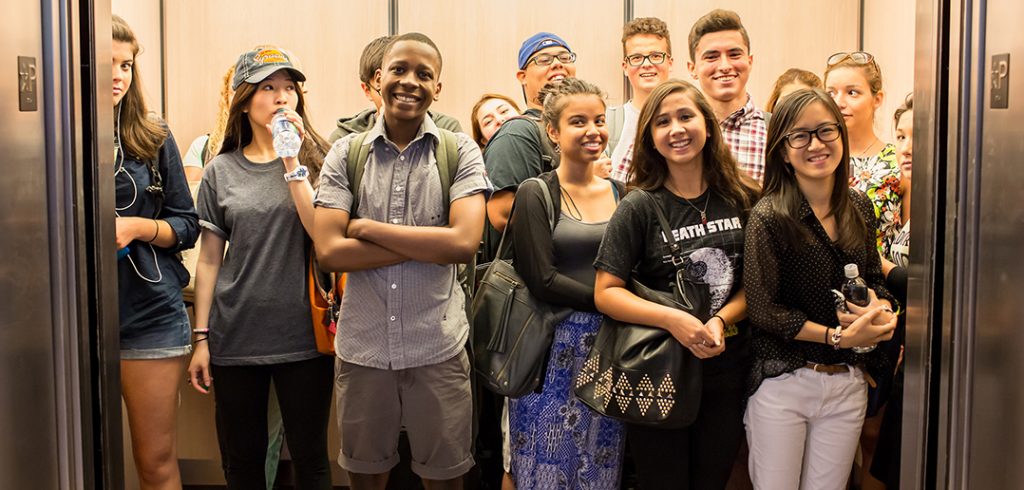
top-left (1, 0), bottom-right (1022, 488)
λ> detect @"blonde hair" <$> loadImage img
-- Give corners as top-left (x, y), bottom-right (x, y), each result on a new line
top-left (205, 65), bottom-right (235, 161)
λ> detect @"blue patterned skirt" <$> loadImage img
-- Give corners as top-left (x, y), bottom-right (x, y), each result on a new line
top-left (509, 311), bottom-right (625, 489)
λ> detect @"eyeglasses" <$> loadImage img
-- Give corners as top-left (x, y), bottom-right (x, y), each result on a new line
top-left (827, 51), bottom-right (875, 67)
top-left (624, 51), bottom-right (670, 67)
top-left (783, 123), bottom-right (842, 149)
top-left (526, 51), bottom-right (576, 67)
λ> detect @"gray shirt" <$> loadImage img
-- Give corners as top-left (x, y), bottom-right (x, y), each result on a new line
top-left (314, 116), bottom-right (489, 370)
top-left (196, 150), bottom-right (320, 366)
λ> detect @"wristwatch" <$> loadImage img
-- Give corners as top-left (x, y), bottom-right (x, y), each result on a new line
top-left (284, 165), bottom-right (309, 182)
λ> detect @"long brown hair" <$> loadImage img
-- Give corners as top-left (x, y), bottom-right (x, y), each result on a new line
top-left (219, 65), bottom-right (329, 184)
top-left (630, 79), bottom-right (759, 214)
top-left (762, 88), bottom-right (866, 251)
top-left (113, 15), bottom-right (166, 160)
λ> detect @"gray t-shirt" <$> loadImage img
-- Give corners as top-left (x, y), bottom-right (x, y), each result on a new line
top-left (196, 149), bottom-right (319, 365)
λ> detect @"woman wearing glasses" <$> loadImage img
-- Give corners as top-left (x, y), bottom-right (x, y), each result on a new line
top-left (824, 52), bottom-right (902, 257)
top-left (743, 89), bottom-right (898, 490)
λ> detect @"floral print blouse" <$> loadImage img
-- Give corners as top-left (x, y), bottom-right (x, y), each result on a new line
top-left (850, 143), bottom-right (902, 256)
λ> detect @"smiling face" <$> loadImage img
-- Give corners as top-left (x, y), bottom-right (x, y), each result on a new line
top-left (650, 90), bottom-right (708, 167)
top-left (782, 100), bottom-right (845, 185)
top-left (547, 94), bottom-right (607, 164)
top-left (112, 40), bottom-right (134, 107)
top-left (475, 98), bottom-right (519, 146)
top-left (825, 66), bottom-right (883, 134)
top-left (895, 109), bottom-right (913, 183)
top-left (687, 30), bottom-right (752, 104)
top-left (380, 39), bottom-right (443, 123)
top-left (623, 34), bottom-right (673, 97)
top-left (517, 46), bottom-right (577, 107)
top-left (244, 70), bottom-right (298, 130)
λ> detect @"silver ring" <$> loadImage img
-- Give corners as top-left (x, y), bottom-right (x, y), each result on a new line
top-left (700, 340), bottom-right (708, 347)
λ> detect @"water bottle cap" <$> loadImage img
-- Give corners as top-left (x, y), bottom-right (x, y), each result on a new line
top-left (844, 263), bottom-right (860, 278)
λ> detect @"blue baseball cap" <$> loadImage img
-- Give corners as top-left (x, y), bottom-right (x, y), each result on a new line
top-left (518, 32), bottom-right (572, 69)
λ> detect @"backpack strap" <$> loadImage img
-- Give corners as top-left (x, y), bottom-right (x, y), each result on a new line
top-left (199, 134), bottom-right (211, 166)
top-left (531, 117), bottom-right (559, 172)
top-left (435, 129), bottom-right (459, 207)
top-left (606, 105), bottom-right (625, 157)
top-left (346, 132), bottom-right (371, 215)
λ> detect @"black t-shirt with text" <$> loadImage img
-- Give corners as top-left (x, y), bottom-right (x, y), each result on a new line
top-left (594, 187), bottom-right (750, 371)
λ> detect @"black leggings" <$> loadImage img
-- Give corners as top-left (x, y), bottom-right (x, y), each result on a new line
top-left (626, 363), bottom-right (747, 490)
top-left (212, 355), bottom-right (334, 490)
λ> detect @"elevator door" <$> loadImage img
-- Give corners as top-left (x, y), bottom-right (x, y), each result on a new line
top-left (968, 0), bottom-right (1024, 486)
top-left (0, 2), bottom-right (61, 489)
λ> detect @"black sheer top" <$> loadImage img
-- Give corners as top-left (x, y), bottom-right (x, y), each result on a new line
top-left (743, 188), bottom-right (896, 394)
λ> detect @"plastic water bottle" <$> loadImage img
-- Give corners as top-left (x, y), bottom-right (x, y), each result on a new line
top-left (271, 109), bottom-right (301, 158)
top-left (842, 263), bottom-right (876, 353)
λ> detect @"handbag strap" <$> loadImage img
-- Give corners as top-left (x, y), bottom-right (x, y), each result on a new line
top-left (636, 189), bottom-right (687, 271)
top-left (493, 177), bottom-right (555, 260)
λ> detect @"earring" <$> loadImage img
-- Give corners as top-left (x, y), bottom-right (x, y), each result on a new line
top-left (553, 143), bottom-right (561, 154)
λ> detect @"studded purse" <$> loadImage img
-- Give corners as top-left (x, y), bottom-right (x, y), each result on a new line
top-left (574, 190), bottom-right (705, 428)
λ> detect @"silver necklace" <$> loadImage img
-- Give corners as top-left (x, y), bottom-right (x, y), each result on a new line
top-left (668, 183), bottom-right (711, 225)
top-left (854, 137), bottom-right (880, 158)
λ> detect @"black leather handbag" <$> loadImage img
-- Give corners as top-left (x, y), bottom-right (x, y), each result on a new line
top-left (471, 178), bottom-right (566, 397)
top-left (575, 190), bottom-right (707, 428)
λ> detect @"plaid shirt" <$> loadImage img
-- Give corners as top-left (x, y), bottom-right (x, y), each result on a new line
top-left (720, 96), bottom-right (768, 184)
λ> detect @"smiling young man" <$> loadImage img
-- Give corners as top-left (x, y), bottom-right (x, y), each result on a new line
top-left (313, 32), bottom-right (489, 490)
top-left (482, 32), bottom-right (576, 236)
top-left (328, 35), bottom-right (462, 143)
top-left (688, 9), bottom-right (770, 184)
top-left (607, 17), bottom-right (674, 182)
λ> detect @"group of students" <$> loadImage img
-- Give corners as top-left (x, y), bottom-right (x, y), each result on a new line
top-left (111, 7), bottom-right (914, 490)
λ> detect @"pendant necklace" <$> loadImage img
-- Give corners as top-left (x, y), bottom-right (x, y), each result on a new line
top-left (668, 182), bottom-right (711, 225)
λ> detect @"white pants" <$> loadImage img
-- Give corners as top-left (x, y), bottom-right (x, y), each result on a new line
top-left (745, 366), bottom-right (868, 490)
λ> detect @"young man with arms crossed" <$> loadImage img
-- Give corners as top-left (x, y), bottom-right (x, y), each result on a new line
top-left (688, 9), bottom-right (770, 184)
top-left (313, 33), bottom-right (488, 490)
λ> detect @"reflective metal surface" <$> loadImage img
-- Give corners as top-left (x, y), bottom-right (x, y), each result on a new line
top-left (0, 2), bottom-right (60, 488)
top-left (967, 0), bottom-right (1024, 485)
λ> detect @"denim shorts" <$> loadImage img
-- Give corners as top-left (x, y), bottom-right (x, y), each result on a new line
top-left (120, 302), bottom-right (192, 360)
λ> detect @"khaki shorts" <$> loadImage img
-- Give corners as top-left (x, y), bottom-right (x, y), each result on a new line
top-left (335, 350), bottom-right (474, 480)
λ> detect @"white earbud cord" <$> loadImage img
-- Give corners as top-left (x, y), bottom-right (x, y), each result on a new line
top-left (114, 102), bottom-right (162, 284)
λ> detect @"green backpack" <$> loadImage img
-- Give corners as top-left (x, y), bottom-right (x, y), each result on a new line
top-left (345, 129), bottom-right (476, 299)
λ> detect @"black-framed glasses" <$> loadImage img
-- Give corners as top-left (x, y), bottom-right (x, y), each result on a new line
top-left (624, 51), bottom-right (670, 67)
top-left (784, 123), bottom-right (842, 149)
top-left (827, 51), bottom-right (874, 67)
top-left (527, 51), bottom-right (576, 67)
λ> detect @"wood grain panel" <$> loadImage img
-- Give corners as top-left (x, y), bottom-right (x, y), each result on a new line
top-left (398, 0), bottom-right (626, 131)
top-left (163, 0), bottom-right (389, 156)
top-left (111, 0), bottom-right (163, 115)
top-left (864, 0), bottom-right (916, 141)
